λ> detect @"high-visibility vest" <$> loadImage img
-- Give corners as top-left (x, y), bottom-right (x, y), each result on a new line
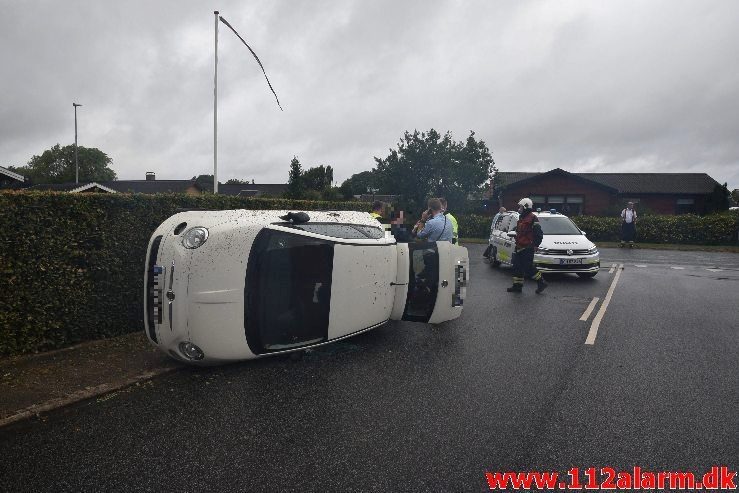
top-left (370, 212), bottom-right (391, 233)
top-left (446, 212), bottom-right (459, 240)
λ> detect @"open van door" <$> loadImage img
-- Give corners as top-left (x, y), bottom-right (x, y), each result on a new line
top-left (392, 241), bottom-right (468, 324)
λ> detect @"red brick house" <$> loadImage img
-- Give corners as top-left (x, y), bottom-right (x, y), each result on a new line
top-left (495, 168), bottom-right (724, 216)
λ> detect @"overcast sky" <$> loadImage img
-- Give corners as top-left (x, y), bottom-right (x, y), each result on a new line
top-left (2, 0), bottom-right (738, 188)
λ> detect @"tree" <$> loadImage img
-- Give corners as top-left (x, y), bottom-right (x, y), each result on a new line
top-left (706, 182), bottom-right (731, 213)
top-left (374, 129), bottom-right (494, 212)
top-left (225, 178), bottom-right (250, 185)
top-left (15, 144), bottom-right (116, 184)
top-left (302, 165), bottom-right (334, 192)
top-left (321, 186), bottom-right (342, 201)
top-left (732, 188), bottom-right (739, 206)
top-left (285, 156), bottom-right (304, 198)
top-left (192, 174), bottom-right (215, 191)
top-left (339, 170), bottom-right (378, 199)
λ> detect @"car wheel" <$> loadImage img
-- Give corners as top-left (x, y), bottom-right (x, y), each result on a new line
top-left (577, 272), bottom-right (597, 279)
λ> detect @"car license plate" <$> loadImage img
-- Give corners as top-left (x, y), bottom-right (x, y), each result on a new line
top-left (560, 258), bottom-right (583, 265)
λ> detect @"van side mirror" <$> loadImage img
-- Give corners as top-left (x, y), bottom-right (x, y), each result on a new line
top-left (507, 231), bottom-right (516, 238)
top-left (581, 230), bottom-right (587, 236)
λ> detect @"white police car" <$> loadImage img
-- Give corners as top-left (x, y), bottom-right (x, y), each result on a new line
top-left (144, 209), bottom-right (469, 364)
top-left (487, 210), bottom-right (599, 277)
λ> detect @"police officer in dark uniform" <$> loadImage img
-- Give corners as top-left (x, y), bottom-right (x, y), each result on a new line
top-left (507, 198), bottom-right (547, 294)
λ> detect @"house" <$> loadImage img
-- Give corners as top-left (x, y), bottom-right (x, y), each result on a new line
top-left (0, 166), bottom-right (26, 189)
top-left (216, 183), bottom-right (288, 197)
top-left (25, 182), bottom-right (118, 193)
top-left (18, 172), bottom-right (288, 197)
top-left (495, 168), bottom-right (724, 215)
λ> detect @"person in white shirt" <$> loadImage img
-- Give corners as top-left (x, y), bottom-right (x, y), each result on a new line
top-left (620, 202), bottom-right (638, 247)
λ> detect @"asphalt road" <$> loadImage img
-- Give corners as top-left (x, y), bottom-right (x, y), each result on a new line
top-left (1, 246), bottom-right (737, 492)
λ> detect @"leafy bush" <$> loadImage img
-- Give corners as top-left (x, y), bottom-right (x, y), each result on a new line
top-left (455, 212), bottom-right (739, 245)
top-left (0, 191), bottom-right (367, 356)
top-left (456, 214), bottom-right (492, 239)
top-left (571, 212), bottom-right (739, 244)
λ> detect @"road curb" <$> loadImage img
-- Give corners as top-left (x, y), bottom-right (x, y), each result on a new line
top-left (0, 366), bottom-right (181, 429)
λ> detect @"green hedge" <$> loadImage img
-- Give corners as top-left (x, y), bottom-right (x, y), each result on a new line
top-left (0, 191), bottom-right (367, 356)
top-left (571, 212), bottom-right (739, 244)
top-left (456, 214), bottom-right (492, 239)
top-left (455, 212), bottom-right (739, 244)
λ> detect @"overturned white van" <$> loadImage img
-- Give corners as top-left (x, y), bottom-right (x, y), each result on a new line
top-left (144, 210), bottom-right (469, 364)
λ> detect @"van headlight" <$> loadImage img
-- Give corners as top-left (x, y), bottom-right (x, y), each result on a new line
top-left (536, 247), bottom-right (548, 254)
top-left (586, 246), bottom-right (598, 255)
top-left (182, 227), bottom-right (209, 249)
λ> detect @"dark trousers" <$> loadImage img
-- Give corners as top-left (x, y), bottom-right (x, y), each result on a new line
top-left (512, 247), bottom-right (541, 284)
top-left (621, 222), bottom-right (636, 242)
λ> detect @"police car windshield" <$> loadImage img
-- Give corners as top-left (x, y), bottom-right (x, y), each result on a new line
top-left (537, 216), bottom-right (582, 235)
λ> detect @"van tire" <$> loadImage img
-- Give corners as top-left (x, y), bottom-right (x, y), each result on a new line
top-left (577, 272), bottom-right (597, 279)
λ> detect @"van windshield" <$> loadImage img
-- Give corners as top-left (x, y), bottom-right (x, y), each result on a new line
top-left (537, 216), bottom-right (582, 235)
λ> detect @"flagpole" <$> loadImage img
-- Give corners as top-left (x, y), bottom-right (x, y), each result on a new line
top-left (213, 10), bottom-right (219, 194)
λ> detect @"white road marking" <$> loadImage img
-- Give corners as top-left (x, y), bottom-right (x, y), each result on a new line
top-left (671, 266), bottom-right (685, 270)
top-left (634, 264), bottom-right (647, 268)
top-left (608, 264), bottom-right (616, 274)
top-left (579, 297), bottom-right (600, 321)
top-left (585, 264), bottom-right (623, 345)
top-left (707, 268), bottom-right (722, 272)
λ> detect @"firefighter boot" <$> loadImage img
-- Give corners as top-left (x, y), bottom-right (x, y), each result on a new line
top-left (507, 283), bottom-right (523, 293)
top-left (535, 278), bottom-right (548, 294)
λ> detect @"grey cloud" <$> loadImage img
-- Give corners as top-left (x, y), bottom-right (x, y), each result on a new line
top-left (1, 0), bottom-right (737, 188)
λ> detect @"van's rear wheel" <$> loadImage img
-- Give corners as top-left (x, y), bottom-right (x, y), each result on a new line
top-left (577, 272), bottom-right (597, 279)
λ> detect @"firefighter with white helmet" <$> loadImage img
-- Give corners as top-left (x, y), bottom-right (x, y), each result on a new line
top-left (507, 198), bottom-right (547, 294)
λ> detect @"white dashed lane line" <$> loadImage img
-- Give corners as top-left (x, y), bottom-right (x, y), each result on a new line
top-left (585, 264), bottom-right (623, 345)
top-left (608, 264), bottom-right (617, 274)
top-left (671, 266), bottom-right (685, 270)
top-left (634, 264), bottom-right (648, 267)
top-left (579, 297), bottom-right (600, 322)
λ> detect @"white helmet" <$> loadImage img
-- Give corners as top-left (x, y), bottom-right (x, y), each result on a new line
top-left (518, 198), bottom-right (533, 210)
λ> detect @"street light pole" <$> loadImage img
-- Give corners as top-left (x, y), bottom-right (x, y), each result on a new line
top-left (73, 103), bottom-right (82, 183)
top-left (213, 10), bottom-right (219, 194)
